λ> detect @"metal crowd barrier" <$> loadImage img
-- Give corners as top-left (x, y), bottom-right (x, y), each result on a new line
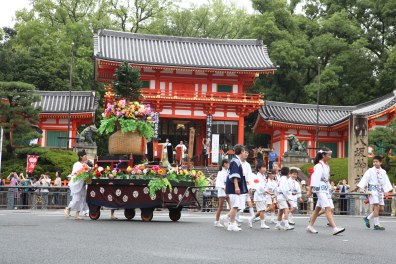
top-left (196, 189), bottom-right (396, 216)
top-left (0, 186), bottom-right (70, 210)
top-left (1, 186), bottom-right (395, 217)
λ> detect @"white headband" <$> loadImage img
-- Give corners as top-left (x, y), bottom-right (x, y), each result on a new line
top-left (318, 150), bottom-right (332, 154)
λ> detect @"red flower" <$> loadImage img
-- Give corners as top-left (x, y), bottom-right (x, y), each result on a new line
top-left (254, 179), bottom-right (259, 184)
top-left (95, 172), bottom-right (101, 178)
top-left (308, 167), bottom-right (314, 174)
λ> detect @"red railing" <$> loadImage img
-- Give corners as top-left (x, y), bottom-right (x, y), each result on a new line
top-left (141, 89), bottom-right (262, 102)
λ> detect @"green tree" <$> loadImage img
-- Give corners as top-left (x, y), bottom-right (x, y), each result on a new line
top-left (107, 0), bottom-right (174, 32)
top-left (250, 0), bottom-right (395, 105)
top-left (0, 82), bottom-right (41, 158)
top-left (113, 61), bottom-right (142, 101)
top-left (0, 0), bottom-right (114, 91)
top-left (369, 119), bottom-right (396, 156)
top-left (149, 0), bottom-right (250, 38)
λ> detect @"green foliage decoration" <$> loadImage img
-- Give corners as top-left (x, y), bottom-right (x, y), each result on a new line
top-left (112, 61), bottom-right (142, 101)
top-left (148, 177), bottom-right (172, 197)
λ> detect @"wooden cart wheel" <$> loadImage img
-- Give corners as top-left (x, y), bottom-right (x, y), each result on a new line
top-left (89, 206), bottom-right (101, 220)
top-left (140, 208), bottom-right (154, 222)
top-left (124, 209), bottom-right (136, 220)
top-left (169, 209), bottom-right (181, 222)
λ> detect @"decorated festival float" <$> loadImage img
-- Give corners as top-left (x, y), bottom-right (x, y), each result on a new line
top-left (77, 62), bottom-right (208, 222)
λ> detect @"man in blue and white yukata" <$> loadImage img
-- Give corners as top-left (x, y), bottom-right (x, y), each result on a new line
top-left (220, 144), bottom-right (249, 232)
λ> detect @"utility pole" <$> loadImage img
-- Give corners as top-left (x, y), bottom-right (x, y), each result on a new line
top-left (67, 42), bottom-right (74, 150)
top-left (315, 57), bottom-right (321, 150)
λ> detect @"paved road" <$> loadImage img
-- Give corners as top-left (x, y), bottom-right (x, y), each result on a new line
top-left (1, 209), bottom-right (395, 264)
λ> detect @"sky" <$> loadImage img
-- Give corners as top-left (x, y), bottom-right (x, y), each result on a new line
top-left (0, 0), bottom-right (255, 28)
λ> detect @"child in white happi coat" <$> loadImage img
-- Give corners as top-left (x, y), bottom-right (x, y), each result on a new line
top-left (265, 170), bottom-right (278, 224)
top-left (248, 163), bottom-right (270, 229)
top-left (272, 162), bottom-right (281, 184)
top-left (356, 155), bottom-right (393, 230)
top-left (275, 167), bottom-right (294, 230)
top-left (214, 159), bottom-right (230, 227)
top-left (239, 160), bottom-right (255, 223)
top-left (306, 147), bottom-right (345, 235)
top-left (288, 169), bottom-right (302, 225)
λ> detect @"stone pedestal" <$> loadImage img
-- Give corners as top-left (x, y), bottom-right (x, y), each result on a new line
top-left (75, 143), bottom-right (97, 162)
top-left (282, 151), bottom-right (310, 168)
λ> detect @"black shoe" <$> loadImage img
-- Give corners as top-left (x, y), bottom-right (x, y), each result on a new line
top-left (373, 225), bottom-right (385, 230)
top-left (363, 217), bottom-right (370, 228)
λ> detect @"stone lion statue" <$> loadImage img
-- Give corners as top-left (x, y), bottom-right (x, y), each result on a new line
top-left (77, 125), bottom-right (98, 145)
top-left (287, 134), bottom-right (306, 152)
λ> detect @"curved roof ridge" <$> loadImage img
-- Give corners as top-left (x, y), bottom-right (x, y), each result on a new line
top-left (99, 29), bottom-right (263, 46)
top-left (94, 29), bottom-right (275, 71)
top-left (259, 90), bottom-right (396, 126)
top-left (354, 90), bottom-right (396, 109)
top-left (265, 100), bottom-right (356, 110)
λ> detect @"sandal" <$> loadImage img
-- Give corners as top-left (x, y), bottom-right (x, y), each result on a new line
top-left (110, 216), bottom-right (118, 220)
top-left (74, 216), bottom-right (83, 220)
top-left (64, 208), bottom-right (70, 218)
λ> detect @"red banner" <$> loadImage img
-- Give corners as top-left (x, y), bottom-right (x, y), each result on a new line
top-left (26, 155), bottom-right (39, 173)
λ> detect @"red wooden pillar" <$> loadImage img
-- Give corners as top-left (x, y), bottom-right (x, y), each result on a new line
top-left (279, 129), bottom-right (285, 164)
top-left (238, 116), bottom-right (244, 144)
top-left (71, 120), bottom-right (78, 148)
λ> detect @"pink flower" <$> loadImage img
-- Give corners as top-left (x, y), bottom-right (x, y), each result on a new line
top-left (153, 165), bottom-right (160, 173)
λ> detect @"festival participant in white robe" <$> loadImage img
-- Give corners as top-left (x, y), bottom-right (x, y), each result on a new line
top-left (176, 140), bottom-right (188, 165)
top-left (248, 163), bottom-right (270, 229)
top-left (265, 170), bottom-right (278, 224)
top-left (64, 150), bottom-right (89, 220)
top-left (272, 162), bottom-right (281, 184)
top-left (355, 156), bottom-right (393, 230)
top-left (306, 147), bottom-right (345, 235)
top-left (288, 169), bottom-right (302, 225)
top-left (242, 159), bottom-right (256, 222)
top-left (275, 167), bottom-right (294, 230)
top-left (214, 159), bottom-right (230, 227)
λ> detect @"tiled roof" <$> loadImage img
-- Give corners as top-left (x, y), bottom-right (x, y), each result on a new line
top-left (94, 29), bottom-right (276, 71)
top-left (33, 91), bottom-right (98, 113)
top-left (352, 91), bottom-right (396, 115)
top-left (259, 90), bottom-right (396, 126)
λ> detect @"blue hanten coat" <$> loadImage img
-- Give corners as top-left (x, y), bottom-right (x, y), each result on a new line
top-left (226, 156), bottom-right (248, 195)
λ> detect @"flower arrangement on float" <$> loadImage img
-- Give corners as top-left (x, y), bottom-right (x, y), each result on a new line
top-left (73, 162), bottom-right (208, 196)
top-left (71, 163), bottom-right (93, 184)
top-left (98, 99), bottom-right (156, 140)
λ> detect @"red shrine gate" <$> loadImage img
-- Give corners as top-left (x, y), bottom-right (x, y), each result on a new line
top-left (94, 29), bottom-right (276, 164)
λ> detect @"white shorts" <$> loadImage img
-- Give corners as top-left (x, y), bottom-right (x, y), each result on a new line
top-left (289, 200), bottom-right (297, 209)
top-left (265, 196), bottom-right (273, 205)
top-left (316, 192), bottom-right (332, 208)
top-left (255, 201), bottom-right (267, 212)
top-left (277, 196), bottom-right (289, 210)
top-left (229, 194), bottom-right (240, 208)
top-left (217, 188), bottom-right (226, 198)
top-left (239, 194), bottom-right (247, 210)
top-left (369, 193), bottom-right (384, 206)
top-left (328, 198), bottom-right (334, 209)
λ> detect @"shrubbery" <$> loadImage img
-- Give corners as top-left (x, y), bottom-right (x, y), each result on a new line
top-left (300, 158), bottom-right (396, 184)
top-left (1, 147), bottom-right (77, 180)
